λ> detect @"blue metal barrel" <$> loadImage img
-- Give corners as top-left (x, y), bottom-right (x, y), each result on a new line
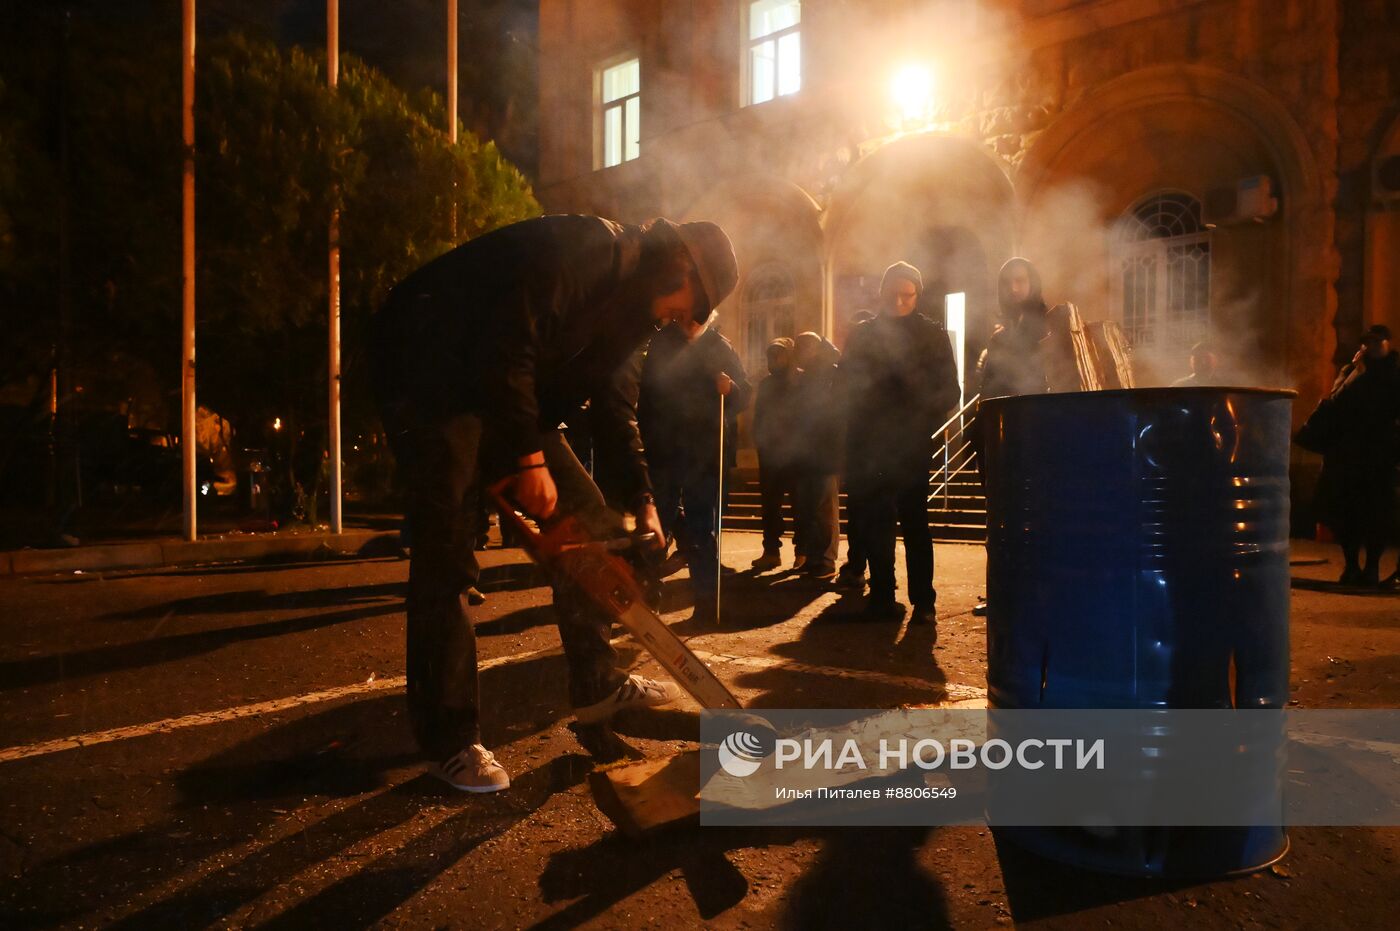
top-left (980, 387), bottom-right (1294, 877)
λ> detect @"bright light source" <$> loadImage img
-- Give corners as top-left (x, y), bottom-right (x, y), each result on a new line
top-left (273, 417), bottom-right (282, 432)
top-left (890, 63), bottom-right (934, 126)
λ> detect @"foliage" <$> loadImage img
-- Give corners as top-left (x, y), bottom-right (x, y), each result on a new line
top-left (0, 18), bottom-right (539, 447)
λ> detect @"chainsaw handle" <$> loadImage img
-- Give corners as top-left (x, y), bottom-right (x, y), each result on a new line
top-left (488, 479), bottom-right (545, 550)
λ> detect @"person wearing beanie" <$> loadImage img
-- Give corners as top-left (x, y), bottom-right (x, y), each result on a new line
top-left (751, 337), bottom-right (803, 571)
top-left (638, 286), bottom-right (752, 623)
top-left (841, 261), bottom-right (961, 628)
top-left (371, 214), bottom-right (738, 792)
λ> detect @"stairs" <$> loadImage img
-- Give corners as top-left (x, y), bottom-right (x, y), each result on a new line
top-left (723, 472), bottom-right (986, 545)
top-left (721, 394), bottom-right (989, 545)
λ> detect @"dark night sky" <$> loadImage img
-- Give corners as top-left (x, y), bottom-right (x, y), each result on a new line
top-left (206, 0), bottom-right (539, 174)
top-left (0, 0), bottom-right (540, 176)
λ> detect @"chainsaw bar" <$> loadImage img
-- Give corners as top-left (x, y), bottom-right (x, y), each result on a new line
top-left (491, 490), bottom-right (741, 711)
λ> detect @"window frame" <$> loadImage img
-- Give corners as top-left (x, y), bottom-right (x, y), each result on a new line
top-left (742, 0), bottom-right (802, 108)
top-left (739, 261), bottom-right (798, 377)
top-left (1111, 191), bottom-right (1212, 351)
top-left (595, 54), bottom-right (641, 170)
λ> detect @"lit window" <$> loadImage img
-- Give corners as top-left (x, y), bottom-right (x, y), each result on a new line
top-left (746, 0), bottom-right (800, 106)
top-left (599, 58), bottom-right (640, 168)
top-left (1114, 193), bottom-right (1211, 350)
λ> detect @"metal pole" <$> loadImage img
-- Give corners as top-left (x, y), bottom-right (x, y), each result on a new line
top-left (181, 0), bottom-right (197, 542)
top-left (716, 391), bottom-right (724, 623)
top-left (447, 0), bottom-right (458, 241)
top-left (327, 0), bottom-right (343, 533)
top-left (447, 0), bottom-right (457, 144)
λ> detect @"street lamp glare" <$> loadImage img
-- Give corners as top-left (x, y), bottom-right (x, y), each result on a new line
top-left (891, 63), bottom-right (934, 125)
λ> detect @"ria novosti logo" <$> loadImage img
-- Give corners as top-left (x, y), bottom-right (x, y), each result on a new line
top-left (717, 731), bottom-right (767, 777)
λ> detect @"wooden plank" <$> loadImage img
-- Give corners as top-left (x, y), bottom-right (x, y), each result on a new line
top-left (588, 698), bottom-right (989, 836)
top-left (589, 750), bottom-right (702, 837)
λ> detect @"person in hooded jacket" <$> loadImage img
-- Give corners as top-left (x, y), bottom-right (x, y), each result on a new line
top-left (639, 311), bottom-right (752, 623)
top-left (372, 214), bottom-right (739, 792)
top-left (792, 331), bottom-right (843, 578)
top-left (1315, 325), bottom-right (1400, 587)
top-left (752, 338), bottom-right (803, 570)
top-left (968, 257), bottom-right (1053, 616)
top-left (842, 262), bottom-right (961, 627)
top-left (977, 257), bottom-right (1050, 400)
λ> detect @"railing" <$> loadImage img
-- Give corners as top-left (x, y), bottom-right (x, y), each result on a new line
top-left (928, 393), bottom-right (982, 510)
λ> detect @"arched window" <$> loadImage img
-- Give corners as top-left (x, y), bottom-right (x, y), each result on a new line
top-left (1114, 192), bottom-right (1211, 349)
top-left (739, 262), bottom-right (796, 376)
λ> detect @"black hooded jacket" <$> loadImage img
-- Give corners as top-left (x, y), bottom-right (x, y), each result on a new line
top-left (371, 214), bottom-right (658, 500)
top-left (977, 258), bottom-right (1050, 399)
top-left (842, 312), bottom-right (961, 476)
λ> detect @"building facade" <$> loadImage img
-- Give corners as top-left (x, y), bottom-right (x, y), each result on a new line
top-left (537, 0), bottom-right (1400, 488)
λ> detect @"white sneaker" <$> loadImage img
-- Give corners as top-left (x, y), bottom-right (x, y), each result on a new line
top-left (574, 674), bottom-right (684, 724)
top-left (431, 744), bottom-right (510, 793)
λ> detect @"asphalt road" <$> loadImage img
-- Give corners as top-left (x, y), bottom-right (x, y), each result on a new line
top-left (0, 534), bottom-right (1396, 929)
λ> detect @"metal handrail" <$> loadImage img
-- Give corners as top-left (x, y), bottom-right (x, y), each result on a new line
top-left (930, 393), bottom-right (981, 442)
top-left (928, 394), bottom-right (982, 511)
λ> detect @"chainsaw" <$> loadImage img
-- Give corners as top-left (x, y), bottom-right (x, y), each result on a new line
top-left (489, 486), bottom-right (741, 712)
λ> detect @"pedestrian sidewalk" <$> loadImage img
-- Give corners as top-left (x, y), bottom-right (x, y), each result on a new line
top-left (0, 524), bottom-right (402, 577)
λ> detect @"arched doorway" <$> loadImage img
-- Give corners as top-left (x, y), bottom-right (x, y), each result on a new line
top-left (682, 175), bottom-right (823, 379)
top-left (825, 132), bottom-right (1015, 398)
top-left (739, 261), bottom-right (797, 377)
top-left (1018, 65), bottom-right (1324, 394)
top-left (1366, 114), bottom-right (1400, 340)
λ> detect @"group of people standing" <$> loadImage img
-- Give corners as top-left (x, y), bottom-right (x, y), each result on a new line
top-left (751, 262), bottom-right (962, 627)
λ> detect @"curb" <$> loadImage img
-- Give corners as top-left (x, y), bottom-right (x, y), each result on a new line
top-left (1, 530), bottom-right (400, 578)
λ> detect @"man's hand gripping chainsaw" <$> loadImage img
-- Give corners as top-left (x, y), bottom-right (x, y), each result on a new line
top-left (489, 482), bottom-right (741, 712)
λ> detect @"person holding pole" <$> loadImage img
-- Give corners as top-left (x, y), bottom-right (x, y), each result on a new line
top-left (372, 215), bottom-right (739, 792)
top-left (639, 310), bottom-right (751, 624)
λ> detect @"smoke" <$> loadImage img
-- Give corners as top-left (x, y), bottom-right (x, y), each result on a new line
top-left (1020, 180), bottom-right (1293, 391)
top-left (568, 0), bottom-right (1298, 394)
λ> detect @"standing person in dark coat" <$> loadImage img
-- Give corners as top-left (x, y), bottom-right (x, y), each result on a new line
top-left (793, 331), bottom-right (843, 579)
top-left (640, 314), bottom-right (752, 623)
top-left (976, 257), bottom-right (1050, 400)
top-left (842, 262), bottom-right (961, 627)
top-left (970, 257), bottom-right (1051, 616)
top-left (1316, 325), bottom-right (1400, 587)
top-left (836, 310), bottom-right (877, 590)
top-left (752, 338), bottom-right (802, 571)
top-left (372, 214), bottom-right (739, 792)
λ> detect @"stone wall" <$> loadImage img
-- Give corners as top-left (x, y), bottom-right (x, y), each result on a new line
top-left (1336, 0), bottom-right (1400, 352)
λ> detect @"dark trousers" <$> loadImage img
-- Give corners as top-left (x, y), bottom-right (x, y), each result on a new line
top-left (759, 459), bottom-right (800, 554)
top-left (391, 412), bottom-right (626, 759)
top-left (798, 470), bottom-right (840, 570)
top-left (861, 465), bottom-right (936, 607)
top-left (653, 457), bottom-right (720, 596)
top-left (841, 478), bottom-right (870, 579)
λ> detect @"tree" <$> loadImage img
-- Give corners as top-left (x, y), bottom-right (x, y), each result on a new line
top-left (0, 17), bottom-right (538, 455)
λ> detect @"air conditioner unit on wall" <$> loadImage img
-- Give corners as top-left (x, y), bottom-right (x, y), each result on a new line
top-left (1203, 175), bottom-right (1279, 228)
top-left (1373, 154), bottom-right (1400, 205)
